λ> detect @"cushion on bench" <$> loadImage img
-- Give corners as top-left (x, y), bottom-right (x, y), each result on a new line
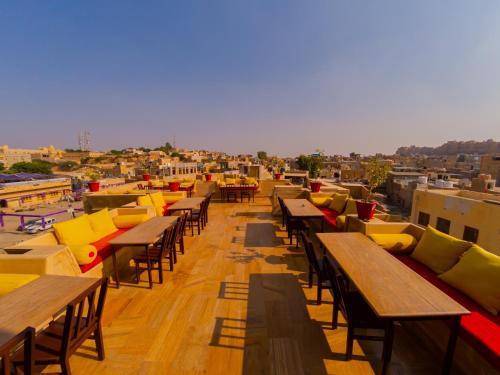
top-left (394, 255), bottom-right (500, 369)
top-left (80, 228), bottom-right (130, 273)
top-left (318, 207), bottom-right (341, 227)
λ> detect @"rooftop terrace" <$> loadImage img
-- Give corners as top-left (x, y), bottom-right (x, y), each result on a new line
top-left (44, 198), bottom-right (469, 374)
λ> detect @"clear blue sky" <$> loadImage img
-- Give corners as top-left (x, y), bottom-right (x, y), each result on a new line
top-left (1, 1), bottom-right (499, 156)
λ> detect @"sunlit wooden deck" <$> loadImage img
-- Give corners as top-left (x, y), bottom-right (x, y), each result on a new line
top-left (59, 198), bottom-right (461, 375)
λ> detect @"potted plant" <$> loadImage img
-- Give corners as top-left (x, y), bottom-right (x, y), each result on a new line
top-left (87, 173), bottom-right (101, 192)
top-left (205, 173), bottom-right (213, 182)
top-left (356, 159), bottom-right (390, 220)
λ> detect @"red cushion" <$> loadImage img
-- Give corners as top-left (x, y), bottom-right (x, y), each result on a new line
top-left (163, 203), bottom-right (173, 216)
top-left (79, 228), bottom-right (130, 273)
top-left (394, 255), bottom-right (500, 368)
top-left (318, 207), bottom-right (341, 227)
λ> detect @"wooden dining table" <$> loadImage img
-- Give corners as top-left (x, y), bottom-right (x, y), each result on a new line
top-left (108, 216), bottom-right (178, 288)
top-left (316, 232), bottom-right (470, 375)
top-left (167, 197), bottom-right (205, 236)
top-left (0, 275), bottom-right (101, 348)
top-left (283, 198), bottom-right (325, 231)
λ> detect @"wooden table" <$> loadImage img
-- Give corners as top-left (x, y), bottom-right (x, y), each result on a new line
top-left (168, 197), bottom-right (205, 236)
top-left (108, 216), bottom-right (178, 288)
top-left (316, 232), bottom-right (470, 375)
top-left (0, 275), bottom-right (101, 347)
top-left (283, 199), bottom-right (324, 231)
top-left (219, 185), bottom-right (258, 202)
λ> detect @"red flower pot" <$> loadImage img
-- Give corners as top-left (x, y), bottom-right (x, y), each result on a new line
top-left (142, 174), bottom-right (151, 182)
top-left (88, 181), bottom-right (100, 192)
top-left (168, 181), bottom-right (180, 192)
top-left (356, 201), bottom-right (377, 220)
top-left (310, 181), bottom-right (321, 193)
top-left (274, 173), bottom-right (282, 180)
top-left (205, 174), bottom-right (212, 182)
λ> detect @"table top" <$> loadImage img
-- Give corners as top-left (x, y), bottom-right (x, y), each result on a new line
top-left (0, 275), bottom-right (101, 347)
top-left (317, 232), bottom-right (470, 318)
top-left (168, 197), bottom-right (205, 211)
top-left (283, 199), bottom-right (324, 218)
top-left (108, 216), bottom-right (178, 246)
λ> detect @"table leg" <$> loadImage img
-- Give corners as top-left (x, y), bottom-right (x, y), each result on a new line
top-left (380, 320), bottom-right (394, 375)
top-left (112, 246), bottom-right (120, 289)
top-left (321, 217), bottom-right (324, 232)
top-left (190, 209), bottom-right (194, 236)
top-left (442, 316), bottom-right (461, 375)
top-left (145, 245), bottom-right (153, 289)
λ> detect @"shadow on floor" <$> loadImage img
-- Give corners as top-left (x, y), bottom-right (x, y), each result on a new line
top-left (232, 211), bottom-right (272, 220)
top-left (244, 223), bottom-right (283, 247)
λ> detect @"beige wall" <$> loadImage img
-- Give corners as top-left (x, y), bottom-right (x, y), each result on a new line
top-left (411, 189), bottom-right (500, 255)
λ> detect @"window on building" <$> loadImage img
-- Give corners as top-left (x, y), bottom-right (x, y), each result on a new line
top-left (417, 212), bottom-right (430, 227)
top-left (463, 226), bottom-right (479, 243)
top-left (436, 217), bottom-right (451, 234)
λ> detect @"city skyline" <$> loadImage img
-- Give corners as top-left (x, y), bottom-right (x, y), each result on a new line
top-left (2, 1), bottom-right (500, 156)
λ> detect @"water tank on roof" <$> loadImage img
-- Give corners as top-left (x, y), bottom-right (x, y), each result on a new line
top-left (417, 176), bottom-right (428, 184)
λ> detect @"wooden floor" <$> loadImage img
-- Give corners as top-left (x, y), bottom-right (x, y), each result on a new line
top-left (53, 198), bottom-right (459, 375)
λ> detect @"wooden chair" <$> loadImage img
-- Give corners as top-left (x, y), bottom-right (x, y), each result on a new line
top-left (300, 231), bottom-right (331, 304)
top-left (287, 216), bottom-right (309, 248)
top-left (175, 213), bottom-right (188, 254)
top-left (278, 197), bottom-right (287, 229)
top-left (240, 185), bottom-right (251, 203)
top-left (187, 200), bottom-right (206, 235)
top-left (1, 327), bottom-right (34, 375)
top-left (14, 278), bottom-right (109, 375)
top-left (202, 193), bottom-right (212, 226)
top-left (323, 258), bottom-right (385, 360)
top-left (133, 223), bottom-right (177, 284)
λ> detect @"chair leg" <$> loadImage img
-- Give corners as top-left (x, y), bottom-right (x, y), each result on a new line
top-left (180, 238), bottom-right (185, 254)
top-left (135, 262), bottom-right (140, 284)
top-left (346, 325), bottom-right (354, 360)
top-left (332, 300), bottom-right (339, 329)
top-left (159, 259), bottom-right (163, 284)
top-left (94, 324), bottom-right (105, 360)
top-left (173, 247), bottom-right (178, 263)
top-left (169, 251), bottom-right (174, 271)
top-left (317, 281), bottom-right (322, 305)
top-left (197, 220), bottom-right (201, 235)
top-left (61, 357), bottom-right (72, 375)
top-left (308, 266), bottom-right (313, 288)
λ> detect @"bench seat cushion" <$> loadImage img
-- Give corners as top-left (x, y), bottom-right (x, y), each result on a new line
top-left (318, 207), bottom-right (341, 227)
top-left (80, 228), bottom-right (130, 273)
top-left (0, 274), bottom-right (39, 297)
top-left (394, 255), bottom-right (500, 369)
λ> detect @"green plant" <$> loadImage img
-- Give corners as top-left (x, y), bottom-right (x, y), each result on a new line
top-left (296, 154), bottom-right (324, 179)
top-left (365, 158), bottom-right (391, 200)
top-left (8, 160), bottom-right (53, 174)
top-left (257, 151), bottom-right (268, 161)
top-left (87, 172), bottom-right (101, 181)
top-left (57, 161), bottom-right (79, 171)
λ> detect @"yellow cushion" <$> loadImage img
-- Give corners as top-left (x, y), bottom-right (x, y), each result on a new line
top-left (218, 181), bottom-right (226, 187)
top-left (112, 214), bottom-right (149, 228)
top-left (410, 226), bottom-right (471, 274)
top-left (343, 198), bottom-right (358, 215)
top-left (368, 234), bottom-right (417, 254)
top-left (182, 178), bottom-right (194, 183)
top-left (310, 196), bottom-right (333, 207)
top-left (162, 191), bottom-right (186, 203)
top-left (335, 215), bottom-right (347, 230)
top-left (137, 194), bottom-right (154, 207)
top-left (68, 244), bottom-right (98, 265)
top-left (149, 192), bottom-right (166, 216)
top-left (439, 245), bottom-right (500, 315)
top-left (244, 177), bottom-right (257, 186)
top-left (0, 274), bottom-right (39, 297)
top-left (329, 194), bottom-right (348, 212)
top-left (88, 208), bottom-right (117, 239)
top-left (225, 178), bottom-right (237, 185)
top-left (53, 215), bottom-right (98, 245)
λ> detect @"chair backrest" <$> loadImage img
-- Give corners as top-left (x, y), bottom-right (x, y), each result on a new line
top-left (137, 184), bottom-right (144, 190)
top-left (176, 213), bottom-right (188, 241)
top-left (278, 197), bottom-right (287, 216)
top-left (0, 327), bottom-right (34, 375)
top-left (299, 231), bottom-right (322, 275)
top-left (61, 277), bottom-right (109, 357)
top-left (323, 258), bottom-right (351, 322)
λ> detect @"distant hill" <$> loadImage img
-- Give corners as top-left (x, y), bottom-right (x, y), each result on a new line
top-left (395, 139), bottom-right (500, 156)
